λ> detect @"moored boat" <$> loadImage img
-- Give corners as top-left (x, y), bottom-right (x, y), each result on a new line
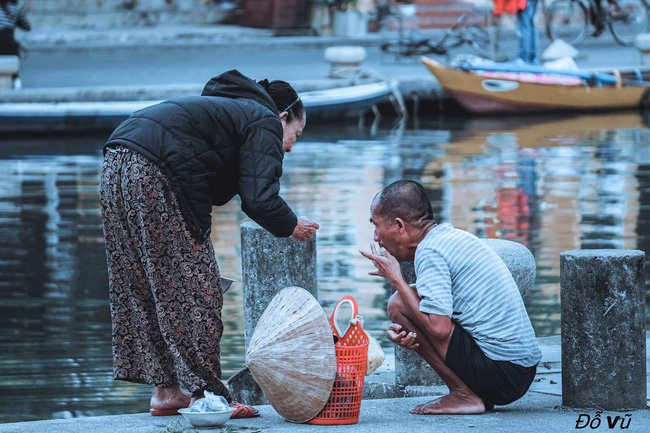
top-left (421, 56), bottom-right (650, 114)
top-left (0, 81), bottom-right (394, 132)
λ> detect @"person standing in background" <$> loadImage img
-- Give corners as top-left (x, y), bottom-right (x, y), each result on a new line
top-left (0, 0), bottom-right (30, 88)
top-left (492, 0), bottom-right (538, 64)
top-left (516, 0), bottom-right (539, 64)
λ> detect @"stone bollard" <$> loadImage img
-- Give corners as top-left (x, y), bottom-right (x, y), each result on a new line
top-left (561, 249), bottom-right (646, 410)
top-left (0, 56), bottom-right (19, 89)
top-left (324, 46), bottom-right (366, 78)
top-left (240, 221), bottom-right (318, 348)
top-left (635, 33), bottom-right (650, 65)
top-left (393, 239), bottom-right (535, 387)
top-left (481, 239), bottom-right (536, 297)
top-left (229, 221), bottom-right (317, 405)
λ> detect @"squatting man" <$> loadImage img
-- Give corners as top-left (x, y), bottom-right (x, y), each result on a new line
top-left (360, 180), bottom-right (541, 414)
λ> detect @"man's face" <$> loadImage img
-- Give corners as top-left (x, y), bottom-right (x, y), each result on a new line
top-left (370, 200), bottom-right (406, 260)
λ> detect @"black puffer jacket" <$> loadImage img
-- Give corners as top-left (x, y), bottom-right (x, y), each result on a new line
top-left (104, 70), bottom-right (297, 240)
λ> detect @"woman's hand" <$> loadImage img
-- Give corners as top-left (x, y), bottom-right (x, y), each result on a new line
top-left (359, 243), bottom-right (403, 286)
top-left (291, 216), bottom-right (320, 241)
top-left (386, 323), bottom-right (419, 350)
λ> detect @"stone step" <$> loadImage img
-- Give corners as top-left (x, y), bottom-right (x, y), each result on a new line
top-left (415, 3), bottom-right (476, 15)
top-left (389, 2), bottom-right (485, 29)
top-left (417, 13), bottom-right (486, 29)
top-left (414, 0), bottom-right (459, 4)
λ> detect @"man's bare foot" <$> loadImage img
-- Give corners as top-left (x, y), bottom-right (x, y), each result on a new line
top-left (150, 386), bottom-right (191, 411)
top-left (410, 392), bottom-right (485, 415)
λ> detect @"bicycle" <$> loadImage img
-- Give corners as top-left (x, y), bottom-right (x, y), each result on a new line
top-left (545, 0), bottom-right (649, 46)
top-left (380, 12), bottom-right (498, 61)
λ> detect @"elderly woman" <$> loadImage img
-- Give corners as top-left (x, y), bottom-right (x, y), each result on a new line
top-left (99, 70), bottom-right (318, 418)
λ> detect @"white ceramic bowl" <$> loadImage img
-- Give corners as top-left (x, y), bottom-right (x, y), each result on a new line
top-left (178, 407), bottom-right (236, 428)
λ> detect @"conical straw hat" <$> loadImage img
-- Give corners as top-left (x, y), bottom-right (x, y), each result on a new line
top-left (245, 286), bottom-right (336, 423)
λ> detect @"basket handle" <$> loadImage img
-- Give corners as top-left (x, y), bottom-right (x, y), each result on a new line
top-left (331, 296), bottom-right (359, 337)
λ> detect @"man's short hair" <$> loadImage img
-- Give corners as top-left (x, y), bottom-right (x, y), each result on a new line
top-left (374, 180), bottom-right (435, 228)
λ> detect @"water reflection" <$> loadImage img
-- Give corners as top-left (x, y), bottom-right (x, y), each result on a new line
top-left (0, 112), bottom-right (649, 423)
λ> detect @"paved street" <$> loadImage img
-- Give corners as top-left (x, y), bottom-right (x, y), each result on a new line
top-left (17, 30), bottom-right (642, 90)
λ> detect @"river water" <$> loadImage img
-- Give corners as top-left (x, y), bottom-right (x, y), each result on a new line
top-left (1, 112), bottom-right (649, 423)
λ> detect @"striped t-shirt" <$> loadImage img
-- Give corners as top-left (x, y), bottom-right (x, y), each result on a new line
top-left (415, 223), bottom-right (541, 367)
top-left (0, 4), bottom-right (31, 31)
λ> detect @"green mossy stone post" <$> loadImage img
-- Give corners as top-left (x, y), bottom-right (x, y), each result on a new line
top-left (561, 249), bottom-right (647, 410)
top-left (240, 221), bottom-right (318, 350)
top-left (230, 221), bottom-right (318, 405)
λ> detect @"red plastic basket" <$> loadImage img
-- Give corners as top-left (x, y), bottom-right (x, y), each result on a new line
top-left (308, 296), bottom-right (369, 425)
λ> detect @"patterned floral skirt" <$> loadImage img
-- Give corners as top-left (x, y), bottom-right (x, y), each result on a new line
top-left (99, 146), bottom-right (230, 400)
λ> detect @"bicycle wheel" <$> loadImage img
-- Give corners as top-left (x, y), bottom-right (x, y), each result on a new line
top-left (609, 0), bottom-right (649, 46)
top-left (545, 0), bottom-right (589, 46)
top-left (381, 40), bottom-right (431, 57)
top-left (464, 25), bottom-right (498, 60)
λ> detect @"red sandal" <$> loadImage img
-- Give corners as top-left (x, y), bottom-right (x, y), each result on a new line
top-left (229, 401), bottom-right (260, 419)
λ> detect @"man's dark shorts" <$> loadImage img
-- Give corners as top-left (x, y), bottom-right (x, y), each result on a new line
top-left (444, 324), bottom-right (537, 406)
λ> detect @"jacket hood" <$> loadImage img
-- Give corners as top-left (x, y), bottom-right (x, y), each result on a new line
top-left (202, 69), bottom-right (278, 113)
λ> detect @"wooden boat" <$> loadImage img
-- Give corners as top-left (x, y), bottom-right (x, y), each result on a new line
top-left (421, 56), bottom-right (650, 114)
top-left (0, 81), bottom-right (393, 131)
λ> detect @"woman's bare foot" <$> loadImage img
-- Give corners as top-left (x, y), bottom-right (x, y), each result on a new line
top-left (150, 386), bottom-right (191, 411)
top-left (410, 391), bottom-right (485, 415)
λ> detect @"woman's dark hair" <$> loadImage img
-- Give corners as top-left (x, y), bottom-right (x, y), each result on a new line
top-left (257, 79), bottom-right (304, 123)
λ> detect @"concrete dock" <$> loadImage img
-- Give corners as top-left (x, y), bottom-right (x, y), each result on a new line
top-left (1, 335), bottom-right (648, 432)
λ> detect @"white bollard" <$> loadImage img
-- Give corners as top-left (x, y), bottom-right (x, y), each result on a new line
top-left (324, 46), bottom-right (367, 78)
top-left (0, 55), bottom-right (19, 89)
